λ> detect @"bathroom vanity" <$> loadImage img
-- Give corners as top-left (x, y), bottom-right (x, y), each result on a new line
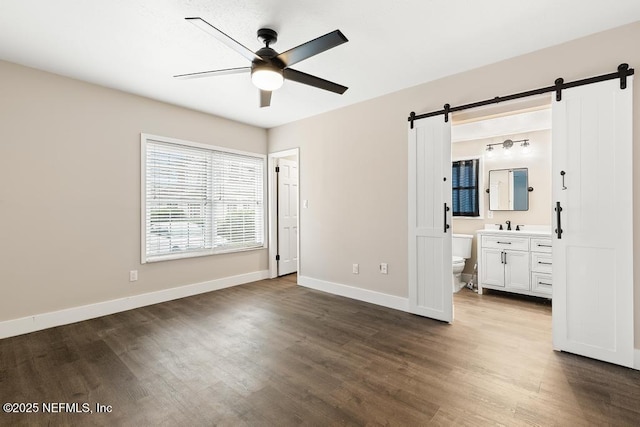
top-left (476, 228), bottom-right (552, 299)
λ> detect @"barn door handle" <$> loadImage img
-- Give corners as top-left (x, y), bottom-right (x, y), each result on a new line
top-left (444, 203), bottom-right (450, 233)
top-left (555, 201), bottom-right (563, 239)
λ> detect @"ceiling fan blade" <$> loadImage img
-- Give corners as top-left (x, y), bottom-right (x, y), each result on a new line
top-left (174, 66), bottom-right (251, 80)
top-left (276, 30), bottom-right (348, 67)
top-left (284, 68), bottom-right (348, 94)
top-left (185, 17), bottom-right (260, 62)
top-left (260, 90), bottom-right (272, 108)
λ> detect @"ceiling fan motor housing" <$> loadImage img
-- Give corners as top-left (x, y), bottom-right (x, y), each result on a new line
top-left (255, 28), bottom-right (284, 70)
top-left (252, 31), bottom-right (284, 91)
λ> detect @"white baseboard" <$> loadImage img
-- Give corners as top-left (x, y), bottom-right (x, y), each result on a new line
top-left (0, 270), bottom-right (269, 340)
top-left (298, 275), bottom-right (409, 312)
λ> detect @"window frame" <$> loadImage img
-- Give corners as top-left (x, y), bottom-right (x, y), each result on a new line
top-left (451, 155), bottom-right (484, 219)
top-left (140, 133), bottom-right (267, 263)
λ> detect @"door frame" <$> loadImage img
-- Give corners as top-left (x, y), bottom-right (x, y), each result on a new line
top-left (268, 148), bottom-right (300, 279)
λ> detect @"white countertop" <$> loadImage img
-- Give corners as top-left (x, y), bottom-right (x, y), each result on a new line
top-left (477, 228), bottom-right (552, 237)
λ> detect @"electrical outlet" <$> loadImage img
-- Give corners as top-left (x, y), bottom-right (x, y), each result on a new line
top-left (352, 263), bottom-right (359, 274)
top-left (129, 270), bottom-right (138, 282)
top-left (380, 263), bottom-right (388, 274)
top-left (488, 210), bottom-right (493, 219)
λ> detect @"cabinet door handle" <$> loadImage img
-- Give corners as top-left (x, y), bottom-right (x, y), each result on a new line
top-left (537, 261), bottom-right (552, 265)
top-left (503, 252), bottom-right (507, 265)
top-left (537, 244), bottom-right (552, 248)
top-left (539, 282), bottom-right (552, 286)
top-left (497, 241), bottom-right (512, 245)
top-left (443, 203), bottom-right (450, 233)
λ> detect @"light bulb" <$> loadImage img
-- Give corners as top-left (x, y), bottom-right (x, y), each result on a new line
top-left (251, 67), bottom-right (284, 91)
top-left (486, 146), bottom-right (494, 157)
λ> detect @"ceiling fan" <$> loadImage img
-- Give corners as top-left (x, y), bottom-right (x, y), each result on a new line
top-left (174, 17), bottom-right (349, 108)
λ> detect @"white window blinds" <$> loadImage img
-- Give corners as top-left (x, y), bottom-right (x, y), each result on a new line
top-left (212, 151), bottom-right (264, 251)
top-left (142, 135), bottom-right (265, 262)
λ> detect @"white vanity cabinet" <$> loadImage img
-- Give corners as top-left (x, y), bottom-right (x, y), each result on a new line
top-left (530, 237), bottom-right (553, 296)
top-left (477, 230), bottom-right (552, 299)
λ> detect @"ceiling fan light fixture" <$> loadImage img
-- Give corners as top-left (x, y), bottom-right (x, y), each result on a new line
top-left (251, 65), bottom-right (284, 91)
top-left (176, 18), bottom-right (349, 107)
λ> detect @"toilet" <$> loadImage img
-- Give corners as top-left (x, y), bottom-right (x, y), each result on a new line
top-left (452, 234), bottom-right (473, 293)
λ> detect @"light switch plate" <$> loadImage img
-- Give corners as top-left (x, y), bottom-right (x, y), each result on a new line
top-left (380, 263), bottom-right (388, 274)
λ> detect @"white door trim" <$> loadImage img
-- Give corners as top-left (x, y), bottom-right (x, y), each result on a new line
top-left (268, 148), bottom-right (300, 279)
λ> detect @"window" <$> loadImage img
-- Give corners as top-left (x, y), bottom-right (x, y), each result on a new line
top-left (452, 158), bottom-right (480, 217)
top-left (142, 134), bottom-right (265, 262)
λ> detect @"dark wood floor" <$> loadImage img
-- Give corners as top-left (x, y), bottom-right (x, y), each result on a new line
top-left (1, 275), bottom-right (640, 426)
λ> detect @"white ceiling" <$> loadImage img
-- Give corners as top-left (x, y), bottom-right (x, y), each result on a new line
top-left (1, 1), bottom-right (639, 129)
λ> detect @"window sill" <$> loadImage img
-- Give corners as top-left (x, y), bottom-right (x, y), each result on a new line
top-left (143, 244), bottom-right (267, 264)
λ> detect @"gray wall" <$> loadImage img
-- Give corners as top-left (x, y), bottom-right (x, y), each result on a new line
top-left (0, 60), bottom-right (268, 322)
top-left (268, 21), bottom-right (640, 344)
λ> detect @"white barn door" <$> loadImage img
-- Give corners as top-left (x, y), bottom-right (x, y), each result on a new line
top-left (552, 77), bottom-right (634, 367)
top-left (408, 116), bottom-right (453, 322)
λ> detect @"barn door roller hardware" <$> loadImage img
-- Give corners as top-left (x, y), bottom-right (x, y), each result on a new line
top-left (408, 63), bottom-right (634, 127)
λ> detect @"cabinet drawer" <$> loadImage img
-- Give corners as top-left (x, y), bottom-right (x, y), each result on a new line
top-left (531, 238), bottom-right (552, 253)
top-left (481, 235), bottom-right (529, 251)
top-left (531, 272), bottom-right (552, 296)
top-left (531, 252), bottom-right (552, 273)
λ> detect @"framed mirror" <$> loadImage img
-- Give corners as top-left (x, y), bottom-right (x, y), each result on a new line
top-left (488, 168), bottom-right (529, 211)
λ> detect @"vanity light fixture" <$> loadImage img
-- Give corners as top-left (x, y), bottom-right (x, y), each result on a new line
top-left (485, 139), bottom-right (530, 155)
top-left (486, 145), bottom-right (494, 157)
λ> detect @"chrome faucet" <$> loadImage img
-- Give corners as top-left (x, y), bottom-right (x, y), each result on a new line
top-left (505, 220), bottom-right (512, 231)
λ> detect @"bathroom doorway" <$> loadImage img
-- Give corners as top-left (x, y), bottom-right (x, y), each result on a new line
top-left (450, 95), bottom-right (553, 296)
top-left (409, 66), bottom-right (635, 368)
top-left (443, 77), bottom-right (635, 368)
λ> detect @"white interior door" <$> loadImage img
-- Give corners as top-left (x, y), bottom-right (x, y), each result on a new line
top-left (277, 158), bottom-right (298, 276)
top-left (408, 116), bottom-right (453, 322)
top-left (552, 77), bottom-right (634, 368)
